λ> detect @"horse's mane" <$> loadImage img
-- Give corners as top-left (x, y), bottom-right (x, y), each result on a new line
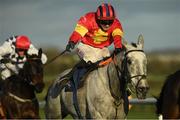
top-left (131, 42), bottom-right (137, 48)
top-left (156, 70), bottom-right (180, 114)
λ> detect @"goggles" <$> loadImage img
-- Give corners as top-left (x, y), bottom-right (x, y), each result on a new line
top-left (16, 48), bottom-right (27, 52)
top-left (98, 20), bottom-right (114, 25)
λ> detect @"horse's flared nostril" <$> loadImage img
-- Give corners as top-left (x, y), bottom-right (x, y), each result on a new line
top-left (138, 87), bottom-right (146, 92)
top-left (137, 86), bottom-right (149, 96)
top-left (138, 87), bottom-right (143, 92)
top-left (35, 83), bottom-right (45, 93)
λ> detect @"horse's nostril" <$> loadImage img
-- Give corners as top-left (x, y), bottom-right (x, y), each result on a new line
top-left (35, 83), bottom-right (45, 93)
top-left (138, 87), bottom-right (149, 92)
top-left (138, 87), bottom-right (144, 92)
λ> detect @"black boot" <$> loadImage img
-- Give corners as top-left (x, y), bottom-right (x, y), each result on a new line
top-left (69, 59), bottom-right (88, 76)
top-left (53, 60), bottom-right (90, 95)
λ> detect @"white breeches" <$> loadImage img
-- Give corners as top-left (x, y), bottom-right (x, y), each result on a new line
top-left (76, 42), bottom-right (110, 63)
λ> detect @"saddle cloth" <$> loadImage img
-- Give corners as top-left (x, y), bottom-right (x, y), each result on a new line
top-left (64, 56), bottom-right (113, 92)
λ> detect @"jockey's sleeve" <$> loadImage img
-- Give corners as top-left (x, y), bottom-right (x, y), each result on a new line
top-left (27, 44), bottom-right (48, 64)
top-left (112, 20), bottom-right (124, 48)
top-left (112, 30), bottom-right (123, 48)
top-left (0, 40), bottom-right (13, 60)
top-left (69, 15), bottom-right (89, 43)
top-left (69, 31), bottom-right (82, 44)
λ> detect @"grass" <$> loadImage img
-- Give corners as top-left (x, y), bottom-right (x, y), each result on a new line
top-left (39, 105), bottom-right (158, 119)
top-left (127, 105), bottom-right (157, 119)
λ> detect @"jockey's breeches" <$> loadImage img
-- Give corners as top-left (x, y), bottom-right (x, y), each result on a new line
top-left (76, 42), bottom-right (110, 63)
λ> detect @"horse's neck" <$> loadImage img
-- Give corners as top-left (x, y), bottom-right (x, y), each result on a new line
top-left (5, 74), bottom-right (35, 98)
top-left (19, 67), bottom-right (27, 77)
top-left (107, 61), bottom-right (123, 100)
top-left (87, 60), bottom-right (123, 99)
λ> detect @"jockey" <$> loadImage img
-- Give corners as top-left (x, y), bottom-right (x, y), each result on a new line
top-left (65, 3), bottom-right (124, 85)
top-left (0, 35), bottom-right (47, 80)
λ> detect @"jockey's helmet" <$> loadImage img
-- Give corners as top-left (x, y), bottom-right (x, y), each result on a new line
top-left (15, 35), bottom-right (31, 50)
top-left (96, 3), bottom-right (115, 21)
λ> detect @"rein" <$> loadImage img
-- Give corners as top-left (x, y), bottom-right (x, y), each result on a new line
top-left (8, 92), bottom-right (37, 103)
top-left (44, 50), bottom-right (67, 67)
top-left (3, 58), bottom-right (41, 85)
top-left (107, 50), bottom-right (146, 118)
top-left (106, 54), bottom-right (123, 119)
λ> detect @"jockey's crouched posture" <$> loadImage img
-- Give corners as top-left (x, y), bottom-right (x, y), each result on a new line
top-left (0, 35), bottom-right (47, 117)
top-left (0, 35), bottom-right (47, 81)
top-left (62, 3), bottom-right (124, 89)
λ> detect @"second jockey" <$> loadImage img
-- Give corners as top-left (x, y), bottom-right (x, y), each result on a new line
top-left (0, 35), bottom-right (47, 80)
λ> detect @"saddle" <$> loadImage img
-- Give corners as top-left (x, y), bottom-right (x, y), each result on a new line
top-left (53, 56), bottom-right (113, 96)
top-left (50, 67), bottom-right (92, 98)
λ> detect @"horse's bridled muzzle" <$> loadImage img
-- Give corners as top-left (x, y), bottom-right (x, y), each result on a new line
top-left (35, 83), bottom-right (45, 93)
top-left (136, 80), bottom-right (150, 99)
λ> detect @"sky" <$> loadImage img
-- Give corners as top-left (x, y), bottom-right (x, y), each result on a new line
top-left (0, 0), bottom-right (179, 52)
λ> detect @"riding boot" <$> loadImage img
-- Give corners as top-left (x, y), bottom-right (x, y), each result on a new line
top-left (55, 59), bottom-right (94, 95)
top-left (69, 59), bottom-right (89, 76)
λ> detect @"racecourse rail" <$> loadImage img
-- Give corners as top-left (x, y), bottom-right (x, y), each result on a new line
top-left (39, 97), bottom-right (157, 108)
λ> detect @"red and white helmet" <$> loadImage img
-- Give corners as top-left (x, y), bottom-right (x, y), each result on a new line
top-left (96, 3), bottom-right (115, 20)
top-left (15, 35), bottom-right (31, 50)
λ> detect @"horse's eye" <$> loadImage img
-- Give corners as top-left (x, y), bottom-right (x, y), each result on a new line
top-left (127, 59), bottom-right (132, 64)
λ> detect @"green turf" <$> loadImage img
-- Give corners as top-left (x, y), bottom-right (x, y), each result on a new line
top-left (39, 105), bottom-right (158, 119)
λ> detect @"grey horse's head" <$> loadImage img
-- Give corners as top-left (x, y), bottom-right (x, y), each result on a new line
top-left (122, 35), bottom-right (149, 99)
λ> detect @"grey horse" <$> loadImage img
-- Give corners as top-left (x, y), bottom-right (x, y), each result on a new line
top-left (44, 34), bottom-right (149, 119)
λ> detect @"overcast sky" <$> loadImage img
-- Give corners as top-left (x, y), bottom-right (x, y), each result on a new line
top-left (0, 0), bottom-right (179, 52)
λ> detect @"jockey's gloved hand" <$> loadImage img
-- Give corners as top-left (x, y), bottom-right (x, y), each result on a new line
top-left (114, 48), bottom-right (122, 54)
top-left (66, 41), bottom-right (75, 52)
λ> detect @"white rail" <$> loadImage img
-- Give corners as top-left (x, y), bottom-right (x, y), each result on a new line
top-left (129, 97), bottom-right (157, 104)
top-left (39, 97), bottom-right (157, 108)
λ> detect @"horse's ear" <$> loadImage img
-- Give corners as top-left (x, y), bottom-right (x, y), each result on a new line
top-left (38, 48), bottom-right (42, 58)
top-left (137, 34), bottom-right (144, 49)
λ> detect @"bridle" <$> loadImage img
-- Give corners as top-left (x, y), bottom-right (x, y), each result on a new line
top-left (122, 49), bottom-right (147, 94)
top-left (107, 49), bottom-right (146, 119)
top-left (24, 58), bottom-right (43, 85)
top-left (107, 49), bottom-right (146, 98)
top-left (4, 57), bottom-right (42, 86)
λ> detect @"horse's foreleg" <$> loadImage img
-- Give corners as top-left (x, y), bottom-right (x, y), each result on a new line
top-left (45, 93), bottom-right (62, 119)
top-left (0, 105), bottom-right (6, 119)
top-left (0, 103), bottom-right (5, 119)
